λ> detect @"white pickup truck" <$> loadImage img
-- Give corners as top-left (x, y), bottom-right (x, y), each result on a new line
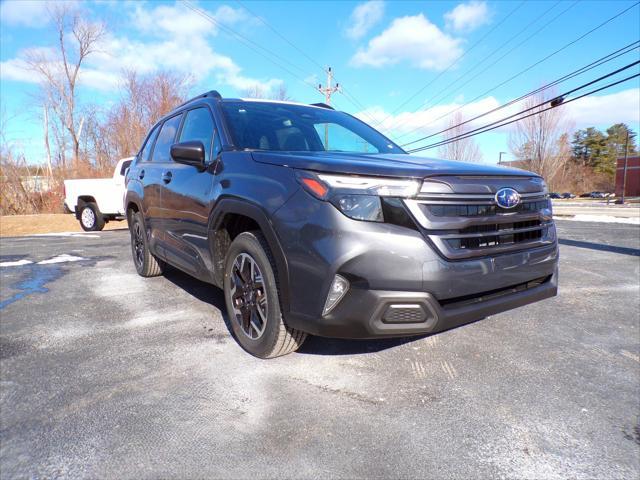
top-left (63, 157), bottom-right (133, 231)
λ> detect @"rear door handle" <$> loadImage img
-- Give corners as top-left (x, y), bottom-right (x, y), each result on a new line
top-left (162, 171), bottom-right (173, 184)
top-left (138, 169), bottom-right (145, 180)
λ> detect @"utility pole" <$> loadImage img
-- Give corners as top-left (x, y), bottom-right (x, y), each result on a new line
top-left (620, 130), bottom-right (631, 204)
top-left (498, 151), bottom-right (507, 165)
top-left (317, 67), bottom-right (341, 149)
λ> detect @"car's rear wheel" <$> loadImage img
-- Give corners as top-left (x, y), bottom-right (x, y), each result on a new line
top-left (129, 211), bottom-right (163, 277)
top-left (223, 231), bottom-right (306, 358)
top-left (79, 202), bottom-right (105, 231)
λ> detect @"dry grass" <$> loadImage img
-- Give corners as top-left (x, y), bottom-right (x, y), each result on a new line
top-left (0, 214), bottom-right (127, 237)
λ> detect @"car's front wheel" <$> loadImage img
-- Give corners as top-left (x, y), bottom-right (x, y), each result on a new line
top-left (223, 231), bottom-right (306, 358)
top-left (79, 202), bottom-right (105, 231)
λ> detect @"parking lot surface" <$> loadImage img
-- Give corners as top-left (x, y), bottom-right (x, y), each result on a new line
top-left (1, 221), bottom-right (639, 479)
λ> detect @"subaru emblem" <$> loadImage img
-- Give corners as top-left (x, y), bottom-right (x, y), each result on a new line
top-left (495, 187), bottom-right (521, 209)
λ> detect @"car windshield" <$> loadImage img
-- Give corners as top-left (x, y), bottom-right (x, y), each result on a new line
top-left (220, 101), bottom-right (405, 154)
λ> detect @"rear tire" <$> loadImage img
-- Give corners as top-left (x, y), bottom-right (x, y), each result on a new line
top-left (223, 231), bottom-right (306, 358)
top-left (129, 211), bottom-right (163, 277)
top-left (79, 202), bottom-right (105, 231)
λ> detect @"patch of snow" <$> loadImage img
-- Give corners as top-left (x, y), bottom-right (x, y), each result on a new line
top-left (37, 254), bottom-right (86, 265)
top-left (32, 232), bottom-right (100, 238)
top-left (561, 214), bottom-right (639, 225)
top-left (0, 259), bottom-right (33, 267)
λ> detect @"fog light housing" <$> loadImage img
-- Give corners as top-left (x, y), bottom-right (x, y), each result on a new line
top-left (323, 274), bottom-right (349, 315)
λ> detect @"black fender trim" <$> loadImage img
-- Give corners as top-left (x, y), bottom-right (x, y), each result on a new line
top-left (209, 198), bottom-right (291, 317)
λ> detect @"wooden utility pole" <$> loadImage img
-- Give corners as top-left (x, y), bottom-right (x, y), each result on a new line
top-left (317, 67), bottom-right (341, 149)
top-left (620, 130), bottom-right (630, 204)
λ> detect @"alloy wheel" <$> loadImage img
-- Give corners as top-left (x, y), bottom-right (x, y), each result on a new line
top-left (229, 253), bottom-right (268, 340)
top-left (133, 222), bottom-right (144, 268)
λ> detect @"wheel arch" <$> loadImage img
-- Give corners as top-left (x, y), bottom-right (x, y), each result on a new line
top-left (209, 197), bottom-right (291, 316)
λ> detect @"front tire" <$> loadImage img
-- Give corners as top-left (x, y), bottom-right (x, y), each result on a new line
top-left (223, 231), bottom-right (306, 358)
top-left (129, 211), bottom-right (163, 277)
top-left (79, 202), bottom-right (105, 231)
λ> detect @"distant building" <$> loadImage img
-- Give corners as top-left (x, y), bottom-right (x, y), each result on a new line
top-left (615, 156), bottom-right (640, 197)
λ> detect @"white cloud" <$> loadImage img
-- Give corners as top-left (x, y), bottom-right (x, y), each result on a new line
top-left (564, 88), bottom-right (640, 127)
top-left (0, 58), bottom-right (39, 83)
top-left (345, 1), bottom-right (385, 40)
top-left (357, 96), bottom-right (501, 138)
top-left (356, 89), bottom-right (640, 144)
top-left (444, 1), bottom-right (490, 33)
top-left (1, 2), bottom-right (281, 94)
top-left (351, 13), bottom-right (463, 70)
top-left (0, 0), bottom-right (49, 27)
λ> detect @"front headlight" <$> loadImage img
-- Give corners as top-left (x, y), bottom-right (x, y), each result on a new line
top-left (334, 194), bottom-right (383, 222)
top-left (295, 171), bottom-right (422, 222)
top-left (317, 174), bottom-right (421, 197)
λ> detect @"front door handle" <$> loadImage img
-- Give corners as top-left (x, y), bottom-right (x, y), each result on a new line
top-left (138, 169), bottom-right (145, 180)
top-left (162, 171), bottom-right (173, 184)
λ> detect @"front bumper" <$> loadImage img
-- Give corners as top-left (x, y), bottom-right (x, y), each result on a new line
top-left (286, 269), bottom-right (557, 339)
top-left (273, 189), bottom-right (559, 339)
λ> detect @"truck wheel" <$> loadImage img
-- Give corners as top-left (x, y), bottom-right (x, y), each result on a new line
top-left (129, 211), bottom-right (164, 277)
top-left (79, 202), bottom-right (105, 231)
top-left (223, 231), bottom-right (306, 358)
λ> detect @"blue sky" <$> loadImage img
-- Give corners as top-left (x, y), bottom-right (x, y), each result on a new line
top-left (1, 0), bottom-right (639, 165)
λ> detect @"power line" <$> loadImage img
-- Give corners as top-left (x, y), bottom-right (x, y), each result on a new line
top-left (182, 0), bottom-right (318, 94)
top-left (373, 0), bottom-right (528, 128)
top-left (407, 72), bottom-right (640, 154)
top-left (393, 1), bottom-right (639, 142)
top-left (402, 42), bottom-right (640, 148)
top-left (215, 0), bottom-right (377, 117)
top-left (383, 0), bottom-right (571, 133)
top-left (235, 0), bottom-right (327, 73)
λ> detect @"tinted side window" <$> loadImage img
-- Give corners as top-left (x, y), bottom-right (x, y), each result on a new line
top-left (152, 114), bottom-right (183, 163)
top-left (138, 126), bottom-right (160, 163)
top-left (179, 108), bottom-right (215, 163)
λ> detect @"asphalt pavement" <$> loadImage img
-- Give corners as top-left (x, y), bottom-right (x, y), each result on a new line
top-left (1, 221), bottom-right (639, 479)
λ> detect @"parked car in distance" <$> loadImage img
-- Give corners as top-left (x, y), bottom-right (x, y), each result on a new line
top-left (125, 91), bottom-right (558, 358)
top-left (589, 191), bottom-right (607, 198)
top-left (64, 157), bottom-right (133, 231)
top-left (561, 192), bottom-right (576, 199)
top-left (549, 192), bottom-right (562, 199)
top-left (579, 193), bottom-right (592, 198)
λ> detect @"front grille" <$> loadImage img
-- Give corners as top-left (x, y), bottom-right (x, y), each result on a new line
top-left (448, 220), bottom-right (543, 250)
top-left (426, 200), bottom-right (549, 217)
top-left (403, 182), bottom-right (554, 260)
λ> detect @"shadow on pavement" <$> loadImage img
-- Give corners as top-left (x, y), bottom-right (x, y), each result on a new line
top-left (559, 238), bottom-right (640, 256)
top-left (297, 334), bottom-right (428, 356)
top-left (162, 265), bottom-right (226, 310)
top-left (160, 265), bottom-right (429, 356)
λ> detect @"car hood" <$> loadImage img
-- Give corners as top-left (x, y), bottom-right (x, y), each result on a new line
top-left (251, 151), bottom-right (539, 179)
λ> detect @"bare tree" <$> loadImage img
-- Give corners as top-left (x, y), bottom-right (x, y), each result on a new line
top-left (438, 111), bottom-right (483, 163)
top-left (24, 3), bottom-right (106, 170)
top-left (508, 90), bottom-right (573, 188)
top-left (85, 70), bottom-right (191, 172)
top-left (242, 83), bottom-right (292, 101)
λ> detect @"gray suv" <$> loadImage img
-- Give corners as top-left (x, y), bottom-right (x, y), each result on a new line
top-left (125, 90), bottom-right (558, 358)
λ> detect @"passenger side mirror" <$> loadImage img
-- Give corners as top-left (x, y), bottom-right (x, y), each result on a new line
top-left (171, 141), bottom-right (206, 169)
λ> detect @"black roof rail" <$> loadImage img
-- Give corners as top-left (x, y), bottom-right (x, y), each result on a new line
top-left (311, 102), bottom-right (334, 110)
top-left (177, 90), bottom-right (222, 109)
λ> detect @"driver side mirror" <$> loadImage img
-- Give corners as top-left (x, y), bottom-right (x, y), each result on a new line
top-left (171, 141), bottom-right (206, 169)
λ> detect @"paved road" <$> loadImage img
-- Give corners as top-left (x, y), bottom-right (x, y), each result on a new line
top-left (1, 222), bottom-right (639, 479)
